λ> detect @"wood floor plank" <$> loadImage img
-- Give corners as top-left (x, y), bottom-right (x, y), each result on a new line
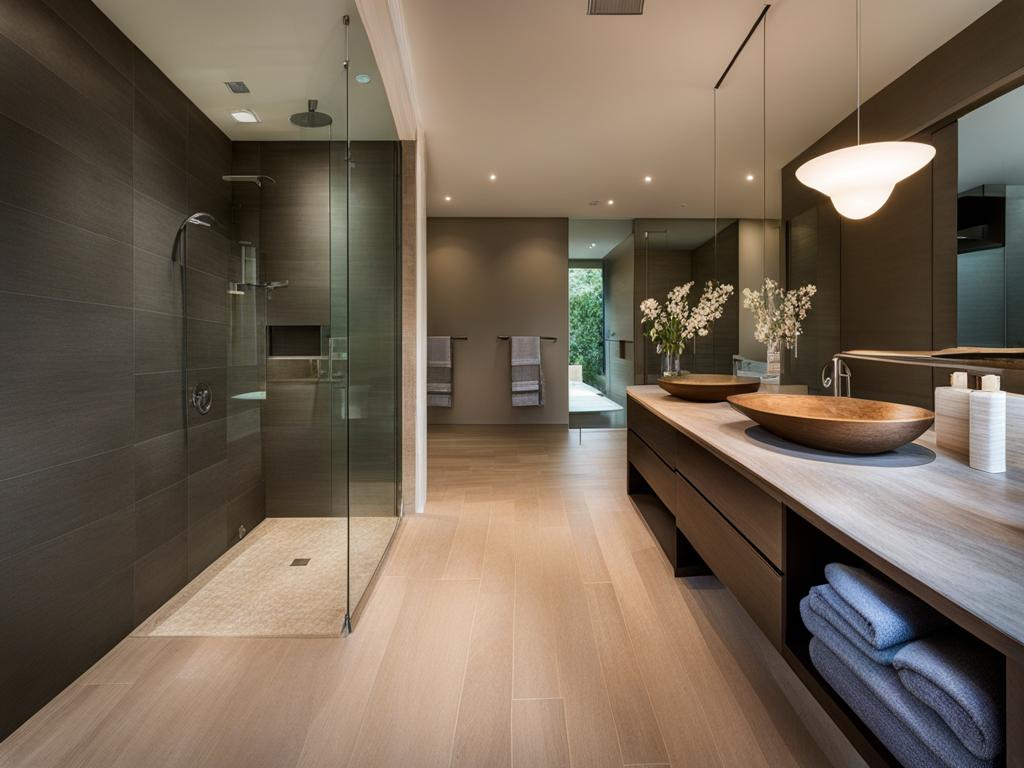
top-left (511, 698), bottom-right (570, 768)
top-left (347, 578), bottom-right (478, 768)
top-left (449, 509), bottom-right (516, 768)
top-left (568, 508), bottom-right (612, 583)
top-left (442, 501), bottom-right (492, 580)
top-left (512, 498), bottom-right (561, 700)
top-left (541, 525), bottom-right (623, 768)
top-left (585, 582), bottom-right (670, 766)
top-left (294, 575), bottom-right (408, 768)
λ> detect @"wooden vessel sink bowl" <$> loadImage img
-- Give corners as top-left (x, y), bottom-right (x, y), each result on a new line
top-left (658, 374), bottom-right (762, 402)
top-left (726, 393), bottom-right (935, 454)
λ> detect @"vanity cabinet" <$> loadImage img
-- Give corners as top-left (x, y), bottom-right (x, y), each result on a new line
top-left (627, 395), bottom-right (783, 648)
top-left (626, 386), bottom-right (1023, 768)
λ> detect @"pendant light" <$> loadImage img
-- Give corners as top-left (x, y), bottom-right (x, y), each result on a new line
top-left (795, 0), bottom-right (935, 219)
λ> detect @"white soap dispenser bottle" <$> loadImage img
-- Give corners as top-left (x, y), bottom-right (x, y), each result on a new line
top-left (969, 375), bottom-right (1006, 474)
top-left (935, 371), bottom-right (970, 457)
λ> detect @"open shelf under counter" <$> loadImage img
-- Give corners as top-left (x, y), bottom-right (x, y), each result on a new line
top-left (625, 384), bottom-right (1023, 768)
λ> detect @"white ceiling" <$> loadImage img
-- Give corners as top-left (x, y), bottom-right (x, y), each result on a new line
top-left (400, 0), bottom-right (1001, 219)
top-left (958, 83), bottom-right (1024, 193)
top-left (568, 219), bottom-right (634, 259)
top-left (93, 0), bottom-right (398, 141)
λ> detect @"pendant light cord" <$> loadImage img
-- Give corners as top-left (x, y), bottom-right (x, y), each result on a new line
top-left (856, 0), bottom-right (861, 145)
top-left (762, 8), bottom-right (767, 282)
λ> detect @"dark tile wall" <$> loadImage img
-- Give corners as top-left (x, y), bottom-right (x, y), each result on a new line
top-left (0, 0), bottom-right (263, 739)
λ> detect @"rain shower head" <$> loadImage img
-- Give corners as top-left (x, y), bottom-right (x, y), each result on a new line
top-left (290, 99), bottom-right (332, 128)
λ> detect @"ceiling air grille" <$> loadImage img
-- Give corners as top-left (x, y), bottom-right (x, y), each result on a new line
top-left (587, 0), bottom-right (644, 15)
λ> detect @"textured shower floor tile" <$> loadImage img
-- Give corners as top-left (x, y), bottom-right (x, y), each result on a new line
top-left (134, 516), bottom-right (398, 638)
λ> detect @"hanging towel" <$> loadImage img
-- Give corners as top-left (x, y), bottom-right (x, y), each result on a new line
top-left (800, 587), bottom-right (907, 664)
top-left (822, 563), bottom-right (947, 650)
top-left (808, 628), bottom-right (996, 768)
top-left (427, 336), bottom-right (453, 408)
top-left (894, 630), bottom-right (1005, 761)
top-left (511, 336), bottom-right (544, 407)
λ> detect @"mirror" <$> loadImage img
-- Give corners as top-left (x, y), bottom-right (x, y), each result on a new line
top-left (957, 82), bottom-right (1024, 348)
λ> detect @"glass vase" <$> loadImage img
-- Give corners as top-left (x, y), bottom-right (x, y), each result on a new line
top-left (765, 339), bottom-right (782, 380)
top-left (662, 349), bottom-right (685, 378)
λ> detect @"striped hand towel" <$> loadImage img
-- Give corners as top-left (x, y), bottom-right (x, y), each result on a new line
top-left (511, 336), bottom-right (544, 407)
top-left (427, 336), bottom-right (453, 408)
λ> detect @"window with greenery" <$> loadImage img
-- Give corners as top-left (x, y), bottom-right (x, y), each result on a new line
top-left (568, 267), bottom-right (605, 389)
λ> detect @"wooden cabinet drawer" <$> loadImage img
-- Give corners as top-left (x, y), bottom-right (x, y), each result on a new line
top-left (675, 474), bottom-right (782, 648)
top-left (628, 430), bottom-right (676, 513)
top-left (628, 397), bottom-right (677, 468)
top-left (676, 432), bottom-right (783, 568)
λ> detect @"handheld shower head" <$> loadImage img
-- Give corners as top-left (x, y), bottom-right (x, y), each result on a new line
top-left (172, 212), bottom-right (225, 261)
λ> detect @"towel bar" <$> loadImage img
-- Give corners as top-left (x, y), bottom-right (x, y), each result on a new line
top-left (497, 335), bottom-right (557, 342)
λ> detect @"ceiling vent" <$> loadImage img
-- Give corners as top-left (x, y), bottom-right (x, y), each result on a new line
top-left (587, 0), bottom-right (644, 15)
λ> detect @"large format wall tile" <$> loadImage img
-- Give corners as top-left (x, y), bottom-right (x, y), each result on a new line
top-left (0, 294), bottom-right (133, 479)
top-left (0, 0), bottom-right (131, 124)
top-left (0, 447), bottom-right (133, 561)
top-left (0, 203), bottom-right (132, 307)
top-left (0, 114), bottom-right (131, 242)
top-left (0, 0), bottom-right (262, 743)
top-left (0, 33), bottom-right (131, 180)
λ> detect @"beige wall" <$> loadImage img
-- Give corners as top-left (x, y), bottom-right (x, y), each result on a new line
top-left (428, 218), bottom-right (569, 425)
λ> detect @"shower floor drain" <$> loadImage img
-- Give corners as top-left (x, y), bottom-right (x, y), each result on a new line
top-left (290, 558), bottom-right (310, 567)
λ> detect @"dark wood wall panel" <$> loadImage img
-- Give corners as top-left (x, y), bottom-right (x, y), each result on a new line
top-left (0, 0), bottom-right (262, 740)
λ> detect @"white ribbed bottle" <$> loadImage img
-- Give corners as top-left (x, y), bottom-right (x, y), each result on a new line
top-left (969, 375), bottom-right (1006, 474)
top-left (934, 371), bottom-right (970, 458)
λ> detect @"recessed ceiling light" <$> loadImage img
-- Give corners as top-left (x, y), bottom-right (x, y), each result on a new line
top-left (607, 199), bottom-right (614, 205)
top-left (589, 242), bottom-right (596, 248)
top-left (230, 109), bottom-right (260, 123)
top-left (355, 73), bottom-right (372, 85)
top-left (224, 81), bottom-right (250, 94)
top-left (444, 195), bottom-right (452, 202)
top-left (746, 173), bottom-right (755, 181)
top-left (643, 175), bottom-right (653, 184)
top-left (489, 173), bottom-right (497, 181)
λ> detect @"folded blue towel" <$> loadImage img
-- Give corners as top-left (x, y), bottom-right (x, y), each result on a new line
top-left (823, 563), bottom-right (947, 649)
top-left (811, 638), bottom-right (945, 768)
top-left (894, 630), bottom-right (1004, 761)
top-left (809, 620), bottom-right (995, 768)
top-left (801, 588), bottom-right (906, 664)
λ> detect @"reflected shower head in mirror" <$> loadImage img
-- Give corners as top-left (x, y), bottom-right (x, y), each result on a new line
top-left (290, 99), bottom-right (332, 128)
top-left (222, 174), bottom-right (276, 188)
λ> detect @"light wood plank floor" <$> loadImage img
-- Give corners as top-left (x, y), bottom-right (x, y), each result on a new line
top-left (0, 426), bottom-right (864, 768)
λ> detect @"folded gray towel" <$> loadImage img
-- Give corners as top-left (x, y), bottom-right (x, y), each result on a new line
top-left (801, 587), bottom-right (906, 664)
top-left (510, 336), bottom-right (543, 407)
top-left (809, 617), bottom-right (995, 768)
top-left (823, 563), bottom-right (947, 649)
top-left (428, 336), bottom-right (453, 408)
top-left (894, 630), bottom-right (1004, 761)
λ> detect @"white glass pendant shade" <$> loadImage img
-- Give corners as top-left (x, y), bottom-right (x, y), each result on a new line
top-left (795, 141), bottom-right (936, 219)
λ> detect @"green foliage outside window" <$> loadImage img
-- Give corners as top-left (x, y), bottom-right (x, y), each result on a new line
top-left (569, 268), bottom-right (605, 389)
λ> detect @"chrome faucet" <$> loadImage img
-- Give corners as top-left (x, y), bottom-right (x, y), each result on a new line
top-left (822, 356), bottom-right (852, 397)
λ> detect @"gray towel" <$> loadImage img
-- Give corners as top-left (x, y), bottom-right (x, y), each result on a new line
top-left (894, 630), bottom-right (1004, 761)
top-left (428, 336), bottom-right (453, 408)
top-left (510, 336), bottom-right (543, 407)
top-left (808, 617), bottom-right (995, 768)
top-left (823, 563), bottom-right (947, 650)
top-left (801, 588), bottom-right (907, 664)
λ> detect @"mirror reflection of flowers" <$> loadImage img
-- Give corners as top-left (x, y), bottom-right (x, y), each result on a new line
top-left (741, 278), bottom-right (817, 352)
top-left (640, 280), bottom-right (735, 357)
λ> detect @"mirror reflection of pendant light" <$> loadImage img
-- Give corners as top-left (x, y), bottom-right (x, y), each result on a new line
top-left (795, 0), bottom-right (935, 219)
